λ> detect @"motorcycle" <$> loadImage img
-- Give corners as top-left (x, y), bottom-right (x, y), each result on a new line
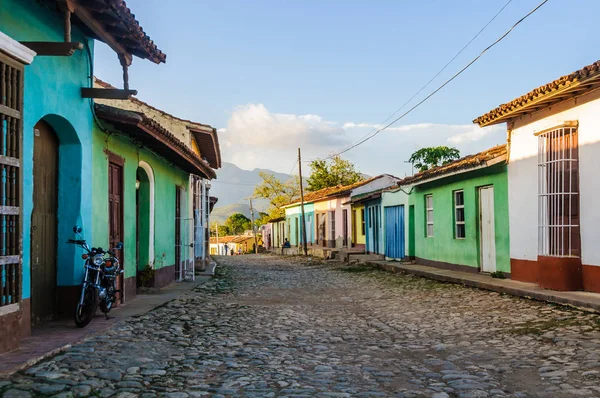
top-left (68, 225), bottom-right (123, 328)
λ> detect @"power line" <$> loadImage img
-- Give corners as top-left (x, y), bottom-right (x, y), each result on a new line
top-left (327, 0), bottom-right (548, 159)
top-left (333, 0), bottom-right (513, 158)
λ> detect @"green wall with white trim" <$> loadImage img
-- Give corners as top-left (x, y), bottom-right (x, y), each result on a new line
top-left (92, 124), bottom-right (189, 279)
top-left (410, 165), bottom-right (510, 273)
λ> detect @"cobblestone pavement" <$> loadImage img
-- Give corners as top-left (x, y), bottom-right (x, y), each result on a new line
top-left (3, 255), bottom-right (600, 398)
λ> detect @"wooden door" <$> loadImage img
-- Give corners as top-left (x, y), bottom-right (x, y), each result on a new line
top-left (384, 206), bottom-right (404, 259)
top-left (479, 186), bottom-right (496, 273)
top-left (175, 188), bottom-right (182, 281)
top-left (31, 121), bottom-right (58, 326)
top-left (108, 158), bottom-right (124, 303)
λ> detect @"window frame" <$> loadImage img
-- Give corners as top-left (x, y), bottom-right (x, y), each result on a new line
top-left (454, 190), bottom-right (465, 239)
top-left (0, 52), bottom-right (24, 310)
top-left (425, 194), bottom-right (434, 237)
top-left (537, 122), bottom-right (580, 257)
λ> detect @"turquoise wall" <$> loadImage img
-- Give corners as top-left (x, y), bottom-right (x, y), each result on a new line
top-left (285, 204), bottom-right (314, 246)
top-left (92, 125), bottom-right (190, 279)
top-left (410, 165), bottom-right (510, 273)
top-left (2, 0), bottom-right (94, 296)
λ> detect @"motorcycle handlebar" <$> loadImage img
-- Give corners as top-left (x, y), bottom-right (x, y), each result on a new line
top-left (67, 239), bottom-right (86, 245)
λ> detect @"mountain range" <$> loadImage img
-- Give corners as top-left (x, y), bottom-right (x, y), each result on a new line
top-left (209, 162), bottom-right (295, 224)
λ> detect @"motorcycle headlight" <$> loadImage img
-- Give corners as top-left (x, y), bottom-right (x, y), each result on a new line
top-left (93, 254), bottom-right (104, 266)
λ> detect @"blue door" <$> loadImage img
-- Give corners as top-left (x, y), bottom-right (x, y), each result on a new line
top-left (385, 206), bottom-right (405, 259)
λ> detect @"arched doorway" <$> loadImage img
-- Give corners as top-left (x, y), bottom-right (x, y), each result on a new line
top-left (136, 162), bottom-right (154, 286)
top-left (31, 120), bottom-right (59, 326)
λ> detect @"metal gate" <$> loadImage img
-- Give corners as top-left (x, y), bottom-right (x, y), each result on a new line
top-left (175, 217), bottom-right (195, 282)
top-left (385, 205), bottom-right (405, 259)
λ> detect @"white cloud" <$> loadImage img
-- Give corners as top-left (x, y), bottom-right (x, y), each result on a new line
top-left (448, 125), bottom-right (503, 144)
top-left (218, 104), bottom-right (507, 176)
top-left (218, 104), bottom-right (351, 172)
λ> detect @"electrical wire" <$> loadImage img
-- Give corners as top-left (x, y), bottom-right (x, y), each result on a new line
top-left (326, 0), bottom-right (549, 159)
top-left (332, 0), bottom-right (513, 158)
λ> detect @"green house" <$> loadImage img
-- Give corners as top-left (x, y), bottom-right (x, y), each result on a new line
top-left (404, 145), bottom-right (510, 275)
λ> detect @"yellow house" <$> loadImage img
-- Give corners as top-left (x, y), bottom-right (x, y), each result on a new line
top-left (351, 204), bottom-right (366, 249)
top-left (233, 235), bottom-right (263, 253)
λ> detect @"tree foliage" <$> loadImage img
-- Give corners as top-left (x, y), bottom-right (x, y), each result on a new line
top-left (306, 156), bottom-right (363, 192)
top-left (408, 146), bottom-right (460, 173)
top-left (224, 213), bottom-right (252, 235)
top-left (253, 172), bottom-right (300, 220)
top-left (210, 222), bottom-right (230, 237)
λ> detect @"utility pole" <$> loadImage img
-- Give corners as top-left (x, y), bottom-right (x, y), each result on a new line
top-left (298, 148), bottom-right (308, 256)
top-left (404, 160), bottom-right (414, 176)
top-left (249, 199), bottom-right (258, 254)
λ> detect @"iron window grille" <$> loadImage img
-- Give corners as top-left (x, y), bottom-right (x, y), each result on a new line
top-left (537, 123), bottom-right (581, 257)
top-left (425, 194), bottom-right (434, 237)
top-left (454, 190), bottom-right (465, 239)
top-left (0, 53), bottom-right (23, 308)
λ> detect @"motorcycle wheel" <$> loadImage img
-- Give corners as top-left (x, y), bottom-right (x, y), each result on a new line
top-left (74, 285), bottom-right (97, 328)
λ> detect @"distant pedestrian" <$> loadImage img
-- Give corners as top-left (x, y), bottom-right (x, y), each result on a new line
top-left (283, 238), bottom-right (291, 248)
top-left (224, 244), bottom-right (228, 256)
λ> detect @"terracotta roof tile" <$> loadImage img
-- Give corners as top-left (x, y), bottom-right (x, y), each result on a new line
top-left (474, 60), bottom-right (600, 126)
top-left (285, 175), bottom-right (387, 207)
top-left (95, 103), bottom-right (216, 179)
top-left (400, 145), bottom-right (507, 185)
top-left (94, 77), bottom-right (221, 170)
top-left (83, 0), bottom-right (165, 63)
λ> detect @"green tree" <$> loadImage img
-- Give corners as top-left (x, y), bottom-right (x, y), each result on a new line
top-left (224, 213), bottom-right (251, 235)
top-left (253, 172), bottom-right (300, 219)
top-left (210, 222), bottom-right (230, 237)
top-left (408, 146), bottom-right (460, 173)
top-left (306, 156), bottom-right (363, 191)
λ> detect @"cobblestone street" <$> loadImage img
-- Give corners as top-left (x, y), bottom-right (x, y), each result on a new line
top-left (3, 255), bottom-right (600, 398)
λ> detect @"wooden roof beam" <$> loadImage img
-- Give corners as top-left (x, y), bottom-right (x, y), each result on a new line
top-left (20, 5), bottom-right (83, 56)
top-left (72, 0), bottom-right (132, 65)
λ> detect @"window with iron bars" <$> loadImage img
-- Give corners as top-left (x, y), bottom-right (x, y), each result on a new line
top-left (537, 123), bottom-right (581, 257)
top-left (0, 53), bottom-right (24, 308)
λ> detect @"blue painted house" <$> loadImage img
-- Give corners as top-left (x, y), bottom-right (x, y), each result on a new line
top-left (345, 175), bottom-right (402, 255)
top-left (284, 203), bottom-right (315, 247)
top-left (0, 0), bottom-right (166, 353)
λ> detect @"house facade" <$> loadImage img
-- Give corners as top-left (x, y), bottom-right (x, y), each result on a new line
top-left (269, 217), bottom-right (287, 249)
top-left (345, 175), bottom-right (402, 254)
top-left (474, 60), bottom-right (600, 292)
top-left (284, 203), bottom-right (315, 247)
top-left (403, 146), bottom-right (510, 275)
top-left (0, 0), bottom-right (169, 353)
top-left (0, 0), bottom-right (221, 354)
top-left (92, 100), bottom-right (219, 301)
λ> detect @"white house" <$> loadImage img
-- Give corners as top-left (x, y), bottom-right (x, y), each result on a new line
top-left (474, 60), bottom-right (600, 292)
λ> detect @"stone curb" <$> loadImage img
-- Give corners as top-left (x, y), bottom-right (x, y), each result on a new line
top-left (364, 261), bottom-right (600, 314)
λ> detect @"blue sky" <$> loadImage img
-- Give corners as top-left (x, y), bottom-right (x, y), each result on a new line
top-left (95, 0), bottom-right (600, 177)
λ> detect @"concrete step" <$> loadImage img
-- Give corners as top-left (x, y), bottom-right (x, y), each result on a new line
top-left (349, 253), bottom-right (385, 264)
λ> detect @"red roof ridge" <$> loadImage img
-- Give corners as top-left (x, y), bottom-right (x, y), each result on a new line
top-left (474, 60), bottom-right (600, 126)
top-left (400, 144), bottom-right (507, 185)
